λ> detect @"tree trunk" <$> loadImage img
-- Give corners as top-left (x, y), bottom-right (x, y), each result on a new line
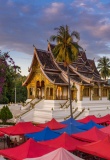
top-left (67, 65), bottom-right (73, 118)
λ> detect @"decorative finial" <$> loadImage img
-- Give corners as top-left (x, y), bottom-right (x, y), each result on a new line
top-left (47, 39), bottom-right (50, 43)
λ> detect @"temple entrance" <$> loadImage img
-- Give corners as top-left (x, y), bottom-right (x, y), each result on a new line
top-left (36, 80), bottom-right (45, 99)
top-left (46, 87), bottom-right (53, 100)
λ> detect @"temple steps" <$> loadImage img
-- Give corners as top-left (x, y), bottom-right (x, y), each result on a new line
top-left (19, 99), bottom-right (110, 123)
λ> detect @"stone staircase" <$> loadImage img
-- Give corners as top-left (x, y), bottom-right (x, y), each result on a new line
top-left (19, 99), bottom-right (110, 123)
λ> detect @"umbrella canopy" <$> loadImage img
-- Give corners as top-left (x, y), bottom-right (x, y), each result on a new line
top-left (0, 138), bottom-right (54, 160)
top-left (77, 136), bottom-right (110, 160)
top-left (77, 120), bottom-right (104, 131)
top-left (61, 118), bottom-right (82, 126)
top-left (39, 132), bottom-right (87, 151)
top-left (0, 132), bottom-right (4, 137)
top-left (37, 118), bottom-right (67, 130)
top-left (96, 114), bottom-right (110, 124)
top-left (78, 115), bottom-right (110, 124)
top-left (72, 127), bottom-right (108, 142)
top-left (100, 125), bottom-right (110, 135)
top-left (24, 148), bottom-right (83, 160)
top-left (55, 123), bottom-right (84, 135)
top-left (77, 115), bottom-right (97, 123)
top-left (25, 127), bottom-right (60, 141)
top-left (0, 122), bottom-right (43, 135)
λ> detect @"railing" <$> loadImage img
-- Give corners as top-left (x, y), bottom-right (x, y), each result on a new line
top-left (15, 98), bottom-right (43, 119)
top-left (59, 100), bottom-right (69, 108)
top-left (64, 107), bottom-right (78, 120)
top-left (74, 108), bottom-right (85, 119)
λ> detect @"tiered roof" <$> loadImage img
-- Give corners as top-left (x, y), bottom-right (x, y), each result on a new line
top-left (23, 43), bottom-right (107, 86)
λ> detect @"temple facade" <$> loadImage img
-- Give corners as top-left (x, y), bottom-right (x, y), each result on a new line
top-left (22, 43), bottom-right (110, 122)
top-left (23, 43), bottom-right (110, 102)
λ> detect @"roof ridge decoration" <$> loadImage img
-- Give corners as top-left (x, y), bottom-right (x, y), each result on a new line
top-left (28, 47), bottom-right (37, 72)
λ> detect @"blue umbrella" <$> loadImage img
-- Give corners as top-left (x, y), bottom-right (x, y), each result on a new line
top-left (54, 123), bottom-right (84, 135)
top-left (25, 126), bottom-right (60, 141)
top-left (77, 120), bottom-right (104, 131)
top-left (61, 118), bottom-right (83, 126)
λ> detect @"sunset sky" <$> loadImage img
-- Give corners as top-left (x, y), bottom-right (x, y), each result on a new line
top-left (0, 0), bottom-right (110, 75)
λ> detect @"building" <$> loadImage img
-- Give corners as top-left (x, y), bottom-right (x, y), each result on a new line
top-left (23, 43), bottom-right (110, 122)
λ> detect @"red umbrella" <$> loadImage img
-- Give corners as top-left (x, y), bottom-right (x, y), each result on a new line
top-left (77, 115), bottom-right (97, 123)
top-left (100, 125), bottom-right (110, 135)
top-left (0, 138), bottom-right (54, 160)
top-left (72, 127), bottom-right (108, 142)
top-left (40, 132), bottom-right (87, 151)
top-left (78, 114), bottom-right (110, 124)
top-left (0, 132), bottom-right (4, 137)
top-left (77, 136), bottom-right (110, 159)
top-left (0, 122), bottom-right (43, 135)
top-left (37, 118), bottom-right (67, 130)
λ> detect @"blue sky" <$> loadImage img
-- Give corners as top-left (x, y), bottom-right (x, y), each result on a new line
top-left (0, 0), bottom-right (110, 75)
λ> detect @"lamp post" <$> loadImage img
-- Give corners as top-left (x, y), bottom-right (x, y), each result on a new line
top-left (15, 86), bottom-right (16, 104)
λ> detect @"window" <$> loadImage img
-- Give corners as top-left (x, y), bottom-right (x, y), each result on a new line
top-left (29, 88), bottom-right (33, 96)
top-left (41, 81), bottom-right (44, 87)
top-left (83, 88), bottom-right (89, 97)
top-left (103, 88), bottom-right (107, 97)
top-left (50, 88), bottom-right (53, 96)
top-left (36, 81), bottom-right (40, 88)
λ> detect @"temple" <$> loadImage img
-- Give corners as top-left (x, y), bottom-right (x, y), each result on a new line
top-left (23, 43), bottom-right (110, 123)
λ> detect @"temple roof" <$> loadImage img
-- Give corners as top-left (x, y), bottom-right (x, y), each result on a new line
top-left (44, 72), bottom-right (68, 85)
top-left (23, 43), bottom-right (107, 86)
top-left (36, 49), bottom-right (59, 71)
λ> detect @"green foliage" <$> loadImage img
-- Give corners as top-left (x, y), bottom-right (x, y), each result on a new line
top-left (97, 56), bottom-right (110, 80)
top-left (0, 73), bottom-right (27, 103)
top-left (15, 76), bottom-right (27, 103)
top-left (0, 105), bottom-right (13, 124)
top-left (50, 25), bottom-right (82, 118)
top-left (50, 25), bottom-right (82, 64)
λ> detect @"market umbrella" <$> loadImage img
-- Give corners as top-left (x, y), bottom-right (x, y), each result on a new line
top-left (24, 147), bottom-right (83, 160)
top-left (0, 122), bottom-right (43, 135)
top-left (25, 127), bottom-right (60, 141)
top-left (77, 120), bottom-right (104, 131)
top-left (61, 118), bottom-right (82, 126)
top-left (0, 138), bottom-right (54, 160)
top-left (40, 132), bottom-right (87, 151)
top-left (77, 136), bottom-right (110, 160)
top-left (72, 127), bottom-right (108, 142)
top-left (54, 123), bottom-right (84, 135)
top-left (37, 118), bottom-right (67, 130)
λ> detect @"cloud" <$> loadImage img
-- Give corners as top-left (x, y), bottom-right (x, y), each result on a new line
top-left (7, 0), bottom-right (15, 7)
top-left (0, 0), bottom-right (110, 73)
top-left (44, 2), bottom-right (64, 15)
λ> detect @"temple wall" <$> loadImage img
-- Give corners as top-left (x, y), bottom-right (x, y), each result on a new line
top-left (76, 84), bottom-right (80, 101)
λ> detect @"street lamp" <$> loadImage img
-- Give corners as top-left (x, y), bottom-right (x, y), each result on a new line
top-left (15, 86), bottom-right (16, 104)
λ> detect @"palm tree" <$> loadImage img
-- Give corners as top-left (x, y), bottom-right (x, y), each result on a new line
top-left (97, 56), bottom-right (110, 80)
top-left (50, 25), bottom-right (81, 118)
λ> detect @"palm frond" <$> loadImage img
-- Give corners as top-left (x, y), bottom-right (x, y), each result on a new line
top-left (71, 31), bottom-right (80, 41)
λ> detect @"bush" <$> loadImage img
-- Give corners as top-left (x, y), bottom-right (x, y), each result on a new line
top-left (0, 105), bottom-right (13, 124)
